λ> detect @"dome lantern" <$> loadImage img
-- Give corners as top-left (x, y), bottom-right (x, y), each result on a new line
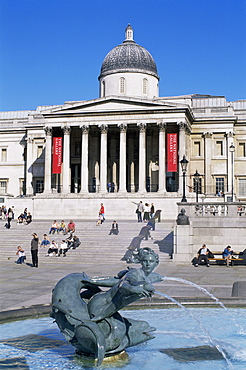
top-left (99, 25), bottom-right (159, 99)
top-left (125, 24), bottom-right (134, 42)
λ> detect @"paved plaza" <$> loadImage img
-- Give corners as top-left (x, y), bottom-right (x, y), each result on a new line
top-left (0, 218), bottom-right (245, 320)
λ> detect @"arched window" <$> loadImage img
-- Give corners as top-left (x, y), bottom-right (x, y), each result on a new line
top-left (120, 77), bottom-right (125, 94)
top-left (101, 80), bottom-right (105, 97)
top-left (143, 78), bottom-right (148, 95)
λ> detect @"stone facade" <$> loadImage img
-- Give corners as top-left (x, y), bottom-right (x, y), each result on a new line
top-left (0, 26), bottom-right (245, 220)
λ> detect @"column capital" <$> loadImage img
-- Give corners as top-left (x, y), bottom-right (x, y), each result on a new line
top-left (225, 131), bottom-right (235, 138)
top-left (157, 120), bottom-right (166, 132)
top-left (26, 136), bottom-right (34, 144)
top-left (62, 125), bottom-right (71, 135)
top-left (137, 122), bottom-right (147, 132)
top-left (177, 121), bottom-right (191, 134)
top-left (44, 126), bottom-right (52, 136)
top-left (80, 124), bottom-right (90, 134)
top-left (202, 131), bottom-right (213, 139)
top-left (177, 121), bottom-right (186, 131)
top-left (99, 123), bottom-right (108, 133)
top-left (118, 123), bottom-right (127, 133)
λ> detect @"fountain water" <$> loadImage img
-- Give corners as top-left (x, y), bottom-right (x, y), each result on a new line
top-left (0, 308), bottom-right (246, 369)
top-left (155, 291), bottom-right (233, 368)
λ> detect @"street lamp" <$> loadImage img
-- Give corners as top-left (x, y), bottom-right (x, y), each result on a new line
top-left (180, 155), bottom-right (189, 202)
top-left (193, 170), bottom-right (200, 202)
top-left (229, 144), bottom-right (235, 202)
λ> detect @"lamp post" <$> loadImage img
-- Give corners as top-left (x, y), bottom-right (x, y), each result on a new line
top-left (180, 155), bottom-right (189, 202)
top-left (229, 144), bottom-right (235, 202)
top-left (193, 170), bottom-right (200, 202)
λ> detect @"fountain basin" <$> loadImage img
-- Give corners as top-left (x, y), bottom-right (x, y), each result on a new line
top-left (0, 308), bottom-right (246, 369)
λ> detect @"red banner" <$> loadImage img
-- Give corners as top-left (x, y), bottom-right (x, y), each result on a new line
top-left (52, 137), bottom-right (62, 174)
top-left (167, 133), bottom-right (178, 172)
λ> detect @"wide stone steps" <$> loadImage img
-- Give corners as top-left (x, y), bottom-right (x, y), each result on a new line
top-left (0, 220), bottom-right (174, 265)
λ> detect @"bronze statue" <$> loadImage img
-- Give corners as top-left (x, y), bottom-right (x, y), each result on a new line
top-left (51, 247), bottom-right (163, 366)
top-left (176, 208), bottom-right (190, 225)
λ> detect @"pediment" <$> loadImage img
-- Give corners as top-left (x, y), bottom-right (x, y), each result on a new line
top-left (41, 96), bottom-right (179, 116)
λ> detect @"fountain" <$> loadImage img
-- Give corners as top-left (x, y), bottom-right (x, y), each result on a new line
top-left (0, 247), bottom-right (246, 369)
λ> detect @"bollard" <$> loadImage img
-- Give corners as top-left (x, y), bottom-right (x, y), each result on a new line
top-left (231, 281), bottom-right (246, 297)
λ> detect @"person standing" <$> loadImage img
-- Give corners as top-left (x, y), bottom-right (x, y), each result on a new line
top-left (150, 203), bottom-right (155, 218)
top-left (31, 233), bottom-right (39, 267)
top-left (5, 207), bottom-right (13, 229)
top-left (132, 201), bottom-right (144, 222)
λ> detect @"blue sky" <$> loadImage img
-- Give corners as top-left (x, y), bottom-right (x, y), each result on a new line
top-left (0, 0), bottom-right (245, 111)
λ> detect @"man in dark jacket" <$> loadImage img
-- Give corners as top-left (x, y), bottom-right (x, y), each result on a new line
top-left (109, 221), bottom-right (119, 235)
top-left (195, 244), bottom-right (211, 267)
top-left (31, 233), bottom-right (39, 267)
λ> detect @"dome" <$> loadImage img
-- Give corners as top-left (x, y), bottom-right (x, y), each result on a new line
top-left (99, 25), bottom-right (159, 80)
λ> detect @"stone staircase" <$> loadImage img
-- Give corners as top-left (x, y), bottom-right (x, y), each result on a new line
top-left (0, 219), bottom-right (174, 266)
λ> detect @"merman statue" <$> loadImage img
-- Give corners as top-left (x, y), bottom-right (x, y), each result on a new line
top-left (51, 247), bottom-right (164, 366)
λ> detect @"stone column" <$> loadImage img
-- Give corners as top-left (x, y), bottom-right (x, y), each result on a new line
top-left (137, 122), bottom-right (146, 193)
top-left (99, 124), bottom-right (108, 193)
top-left (26, 136), bottom-right (34, 195)
top-left (62, 125), bottom-right (71, 193)
top-left (43, 126), bottom-right (52, 193)
top-left (80, 124), bottom-right (89, 193)
top-left (203, 131), bottom-right (213, 194)
top-left (128, 132), bottom-right (135, 192)
top-left (157, 121), bottom-right (166, 193)
top-left (178, 122), bottom-right (187, 193)
top-left (226, 131), bottom-right (235, 194)
top-left (118, 123), bottom-right (127, 192)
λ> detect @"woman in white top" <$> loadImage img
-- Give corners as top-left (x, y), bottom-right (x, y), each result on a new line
top-left (143, 203), bottom-right (150, 222)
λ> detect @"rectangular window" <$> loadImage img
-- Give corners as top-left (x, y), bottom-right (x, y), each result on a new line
top-left (239, 179), bottom-right (246, 197)
top-left (216, 177), bottom-right (224, 194)
top-left (238, 143), bottom-right (246, 157)
top-left (194, 141), bottom-right (201, 156)
top-left (193, 178), bottom-right (202, 194)
top-left (0, 180), bottom-right (7, 194)
top-left (35, 179), bottom-right (44, 194)
top-left (1, 148), bottom-right (7, 162)
top-left (215, 141), bottom-right (223, 156)
top-left (19, 179), bottom-right (25, 195)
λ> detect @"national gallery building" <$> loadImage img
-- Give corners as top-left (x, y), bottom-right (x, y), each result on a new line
top-left (0, 25), bottom-right (246, 219)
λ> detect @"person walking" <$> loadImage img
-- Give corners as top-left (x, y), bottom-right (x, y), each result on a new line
top-left (99, 203), bottom-right (105, 221)
top-left (31, 233), bottom-right (39, 267)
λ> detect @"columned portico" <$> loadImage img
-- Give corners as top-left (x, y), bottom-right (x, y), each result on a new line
top-left (137, 122), bottom-right (146, 193)
top-left (99, 124), bottom-right (108, 193)
top-left (43, 126), bottom-right (52, 193)
top-left (157, 121), bottom-right (166, 193)
top-left (80, 124), bottom-right (89, 193)
top-left (62, 125), bottom-right (71, 193)
top-left (118, 123), bottom-right (127, 192)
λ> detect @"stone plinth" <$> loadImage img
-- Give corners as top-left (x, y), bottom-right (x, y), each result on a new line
top-left (172, 224), bottom-right (193, 262)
